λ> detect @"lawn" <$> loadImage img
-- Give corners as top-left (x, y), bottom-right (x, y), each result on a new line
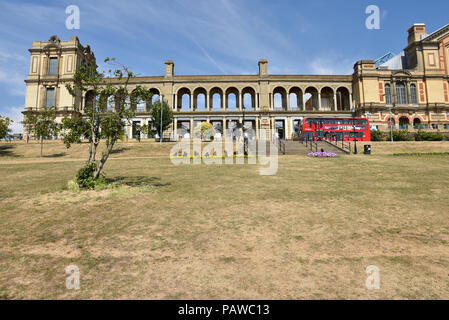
top-left (0, 140), bottom-right (449, 299)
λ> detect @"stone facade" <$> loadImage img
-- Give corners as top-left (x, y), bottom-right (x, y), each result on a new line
top-left (23, 23), bottom-right (449, 140)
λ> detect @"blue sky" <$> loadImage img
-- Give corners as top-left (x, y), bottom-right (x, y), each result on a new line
top-left (1, 0), bottom-right (448, 133)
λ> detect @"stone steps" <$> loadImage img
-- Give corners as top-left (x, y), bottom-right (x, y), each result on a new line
top-left (283, 140), bottom-right (346, 155)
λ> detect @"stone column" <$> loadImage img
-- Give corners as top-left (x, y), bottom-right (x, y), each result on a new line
top-left (318, 93), bottom-right (322, 111)
top-left (174, 118), bottom-right (178, 140)
top-left (256, 93), bottom-right (259, 110)
top-left (190, 118), bottom-right (194, 137)
top-left (174, 94), bottom-right (178, 110)
top-left (206, 94), bottom-right (210, 111)
top-left (239, 93), bottom-right (243, 110)
top-left (286, 93), bottom-right (290, 111)
top-left (222, 117), bottom-right (226, 135)
top-left (349, 93), bottom-right (353, 110)
top-left (270, 93), bottom-right (273, 110)
top-left (255, 117), bottom-right (259, 139)
top-left (128, 123), bottom-right (133, 140)
top-left (392, 81), bottom-right (397, 105)
top-left (302, 93), bottom-right (306, 110)
top-left (333, 94), bottom-right (337, 111)
top-left (190, 94), bottom-right (193, 111)
top-left (406, 81), bottom-right (411, 105)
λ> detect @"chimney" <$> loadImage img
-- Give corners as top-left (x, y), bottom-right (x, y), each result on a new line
top-left (165, 60), bottom-right (174, 78)
top-left (408, 23), bottom-right (427, 45)
top-left (258, 59), bottom-right (268, 76)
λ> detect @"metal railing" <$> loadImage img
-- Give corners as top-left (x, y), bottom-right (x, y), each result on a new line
top-left (271, 134), bottom-right (286, 155)
top-left (324, 135), bottom-right (351, 154)
top-left (302, 137), bottom-right (318, 152)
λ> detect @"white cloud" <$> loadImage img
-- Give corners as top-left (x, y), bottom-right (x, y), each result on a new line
top-left (0, 69), bottom-right (25, 96)
top-left (2, 106), bottom-right (23, 133)
top-left (309, 57), bottom-right (354, 75)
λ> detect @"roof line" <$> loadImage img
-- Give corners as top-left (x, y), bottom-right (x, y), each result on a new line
top-left (422, 23), bottom-right (449, 41)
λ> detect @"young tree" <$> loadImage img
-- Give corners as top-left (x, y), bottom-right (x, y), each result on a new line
top-left (193, 122), bottom-right (215, 140)
top-left (22, 107), bottom-right (59, 157)
top-left (140, 123), bottom-right (149, 139)
top-left (0, 115), bottom-right (13, 140)
top-left (64, 57), bottom-right (152, 185)
top-left (151, 100), bottom-right (172, 142)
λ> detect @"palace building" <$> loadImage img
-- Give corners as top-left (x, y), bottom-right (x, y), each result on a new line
top-left (23, 23), bottom-right (449, 140)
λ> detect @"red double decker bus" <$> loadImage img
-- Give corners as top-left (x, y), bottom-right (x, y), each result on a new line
top-left (299, 117), bottom-right (371, 142)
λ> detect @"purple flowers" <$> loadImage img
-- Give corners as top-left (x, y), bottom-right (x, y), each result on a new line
top-left (308, 152), bottom-right (338, 158)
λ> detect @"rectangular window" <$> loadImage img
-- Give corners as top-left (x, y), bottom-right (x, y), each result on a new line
top-left (410, 85), bottom-right (417, 104)
top-left (428, 53), bottom-right (436, 66)
top-left (396, 83), bottom-right (407, 105)
top-left (48, 57), bottom-right (58, 75)
top-left (46, 88), bottom-right (55, 107)
top-left (385, 84), bottom-right (392, 105)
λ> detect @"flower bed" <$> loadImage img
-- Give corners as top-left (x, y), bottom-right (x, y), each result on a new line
top-left (308, 152), bottom-right (338, 158)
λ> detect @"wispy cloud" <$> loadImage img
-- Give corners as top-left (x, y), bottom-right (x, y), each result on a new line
top-left (2, 106), bottom-right (23, 133)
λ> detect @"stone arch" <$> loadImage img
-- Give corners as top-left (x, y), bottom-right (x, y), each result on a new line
top-left (209, 87), bottom-right (223, 111)
top-left (241, 87), bottom-right (256, 110)
top-left (84, 90), bottom-right (96, 111)
top-left (399, 116), bottom-right (410, 129)
top-left (320, 87), bottom-right (334, 111)
top-left (386, 115), bottom-right (396, 126)
top-left (225, 87), bottom-right (240, 110)
top-left (413, 117), bottom-right (422, 129)
top-left (273, 86), bottom-right (287, 110)
top-left (176, 87), bottom-right (191, 111)
top-left (304, 86), bottom-right (319, 111)
top-left (288, 87), bottom-right (303, 110)
top-left (193, 87), bottom-right (207, 111)
top-left (336, 87), bottom-right (350, 111)
top-left (114, 88), bottom-right (127, 111)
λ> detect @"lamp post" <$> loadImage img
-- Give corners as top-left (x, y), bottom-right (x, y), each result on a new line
top-left (381, 93), bottom-right (394, 142)
top-left (351, 107), bottom-right (358, 154)
top-left (242, 100), bottom-right (248, 155)
top-left (388, 105), bottom-right (394, 142)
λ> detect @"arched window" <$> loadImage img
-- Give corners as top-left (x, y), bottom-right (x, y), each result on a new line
top-left (410, 84), bottom-right (417, 104)
top-left (396, 82), bottom-right (407, 105)
top-left (385, 84), bottom-right (392, 105)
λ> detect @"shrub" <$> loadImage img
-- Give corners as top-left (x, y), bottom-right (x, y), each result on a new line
top-left (414, 130), bottom-right (444, 141)
top-left (67, 179), bottom-right (80, 192)
top-left (370, 130), bottom-right (386, 141)
top-left (76, 163), bottom-right (106, 189)
top-left (76, 163), bottom-right (97, 189)
top-left (389, 130), bottom-right (412, 141)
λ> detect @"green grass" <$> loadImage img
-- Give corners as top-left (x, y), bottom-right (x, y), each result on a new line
top-left (0, 140), bottom-right (449, 299)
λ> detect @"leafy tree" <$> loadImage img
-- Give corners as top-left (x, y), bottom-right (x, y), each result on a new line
top-left (140, 123), bottom-right (149, 139)
top-left (193, 122), bottom-right (215, 140)
top-left (64, 57), bottom-right (152, 185)
top-left (0, 115), bottom-right (13, 140)
top-left (22, 106), bottom-right (59, 157)
top-left (151, 100), bottom-right (172, 141)
top-left (61, 115), bottom-right (91, 147)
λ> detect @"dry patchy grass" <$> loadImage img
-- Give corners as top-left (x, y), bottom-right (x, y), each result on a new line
top-left (0, 140), bottom-right (448, 299)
